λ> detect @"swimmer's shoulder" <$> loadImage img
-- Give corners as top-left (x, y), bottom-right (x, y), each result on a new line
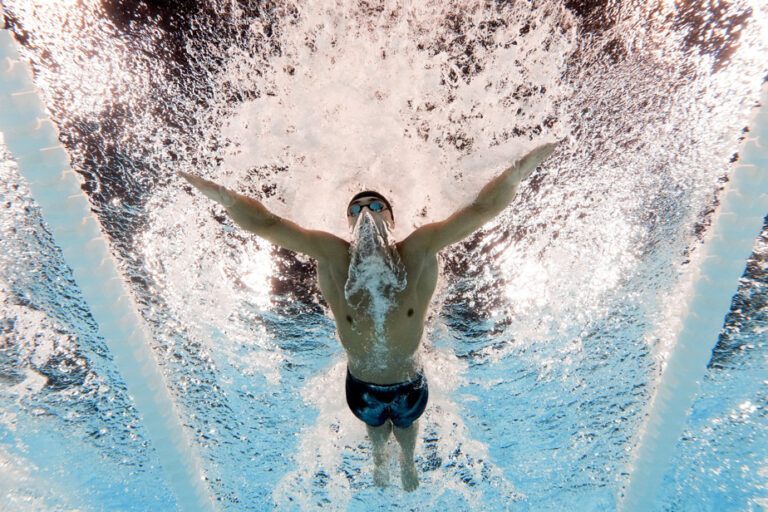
top-left (397, 235), bottom-right (439, 285)
top-left (314, 232), bottom-right (350, 263)
top-left (399, 227), bottom-right (440, 259)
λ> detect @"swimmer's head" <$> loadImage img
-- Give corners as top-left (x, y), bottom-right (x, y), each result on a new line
top-left (347, 191), bottom-right (394, 229)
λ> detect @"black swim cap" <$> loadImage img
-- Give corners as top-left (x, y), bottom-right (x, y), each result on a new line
top-left (348, 191), bottom-right (393, 220)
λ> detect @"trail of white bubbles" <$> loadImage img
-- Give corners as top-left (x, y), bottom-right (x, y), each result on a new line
top-left (273, 350), bottom-right (519, 509)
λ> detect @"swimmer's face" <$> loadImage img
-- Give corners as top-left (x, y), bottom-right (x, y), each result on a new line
top-left (347, 194), bottom-right (394, 230)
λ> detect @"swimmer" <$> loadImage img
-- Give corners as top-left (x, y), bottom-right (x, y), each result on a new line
top-left (179, 142), bottom-right (557, 491)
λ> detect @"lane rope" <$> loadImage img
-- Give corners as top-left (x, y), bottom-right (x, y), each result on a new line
top-left (620, 85), bottom-right (768, 511)
top-left (0, 28), bottom-right (215, 512)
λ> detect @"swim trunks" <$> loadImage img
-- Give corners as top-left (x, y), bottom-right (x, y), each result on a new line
top-left (345, 369), bottom-right (429, 428)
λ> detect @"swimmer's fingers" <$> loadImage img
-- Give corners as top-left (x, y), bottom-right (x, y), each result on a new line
top-left (516, 141), bottom-right (558, 180)
top-left (521, 142), bottom-right (558, 168)
top-left (178, 171), bottom-right (234, 206)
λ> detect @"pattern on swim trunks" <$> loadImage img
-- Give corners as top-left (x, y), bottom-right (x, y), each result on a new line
top-left (345, 369), bottom-right (429, 428)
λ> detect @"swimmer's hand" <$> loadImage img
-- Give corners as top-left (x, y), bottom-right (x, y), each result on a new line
top-left (178, 171), bottom-right (235, 207)
top-left (401, 141), bottom-right (559, 253)
top-left (513, 141), bottom-right (559, 182)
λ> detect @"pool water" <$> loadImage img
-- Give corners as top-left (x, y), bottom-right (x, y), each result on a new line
top-left (1, 1), bottom-right (767, 510)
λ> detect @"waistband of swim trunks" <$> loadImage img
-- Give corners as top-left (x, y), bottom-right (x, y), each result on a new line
top-left (346, 368), bottom-right (425, 390)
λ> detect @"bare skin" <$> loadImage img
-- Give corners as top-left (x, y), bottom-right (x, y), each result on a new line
top-left (179, 142), bottom-right (557, 491)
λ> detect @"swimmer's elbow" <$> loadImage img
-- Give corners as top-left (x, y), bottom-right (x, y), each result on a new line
top-left (240, 211), bottom-right (280, 234)
top-left (470, 196), bottom-right (506, 222)
top-left (226, 197), bottom-right (278, 232)
top-left (473, 177), bottom-right (520, 215)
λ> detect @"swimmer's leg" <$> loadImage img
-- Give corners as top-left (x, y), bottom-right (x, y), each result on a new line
top-left (393, 421), bottom-right (419, 492)
top-left (367, 421), bottom-right (392, 488)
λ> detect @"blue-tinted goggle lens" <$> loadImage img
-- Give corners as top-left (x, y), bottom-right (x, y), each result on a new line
top-left (349, 201), bottom-right (384, 216)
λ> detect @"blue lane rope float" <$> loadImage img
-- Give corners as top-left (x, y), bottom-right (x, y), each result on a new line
top-left (0, 28), bottom-right (215, 512)
top-left (620, 86), bottom-right (768, 511)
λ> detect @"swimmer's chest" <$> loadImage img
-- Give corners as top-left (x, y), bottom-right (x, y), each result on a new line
top-left (316, 251), bottom-right (438, 338)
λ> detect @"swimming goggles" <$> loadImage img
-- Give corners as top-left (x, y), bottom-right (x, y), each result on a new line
top-left (348, 200), bottom-right (387, 217)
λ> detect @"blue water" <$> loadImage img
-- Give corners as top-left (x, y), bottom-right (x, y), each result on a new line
top-left (1, 1), bottom-right (767, 510)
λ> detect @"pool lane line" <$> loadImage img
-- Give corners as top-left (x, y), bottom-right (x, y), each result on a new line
top-left (620, 85), bottom-right (768, 510)
top-left (0, 28), bottom-right (216, 512)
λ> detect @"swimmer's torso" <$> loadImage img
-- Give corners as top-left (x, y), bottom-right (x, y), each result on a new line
top-left (316, 240), bottom-right (439, 385)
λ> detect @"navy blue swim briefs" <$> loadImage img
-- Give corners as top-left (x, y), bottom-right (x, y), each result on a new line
top-left (345, 369), bottom-right (428, 428)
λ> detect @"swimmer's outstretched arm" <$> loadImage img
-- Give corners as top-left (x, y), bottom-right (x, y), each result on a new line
top-left (402, 142), bottom-right (558, 254)
top-left (178, 171), bottom-right (348, 260)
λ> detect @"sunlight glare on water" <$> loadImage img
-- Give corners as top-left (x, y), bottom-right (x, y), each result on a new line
top-left (204, 1), bottom-right (574, 238)
top-left (1, 0), bottom-right (767, 510)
